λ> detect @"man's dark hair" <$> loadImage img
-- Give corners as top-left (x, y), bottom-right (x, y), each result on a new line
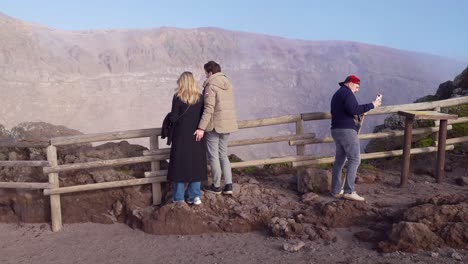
top-left (204, 61), bottom-right (221, 74)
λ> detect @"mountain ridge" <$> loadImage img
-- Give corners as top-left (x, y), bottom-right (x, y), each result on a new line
top-left (0, 13), bottom-right (465, 158)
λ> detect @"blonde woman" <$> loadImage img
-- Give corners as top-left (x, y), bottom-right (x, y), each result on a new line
top-left (167, 71), bottom-right (207, 205)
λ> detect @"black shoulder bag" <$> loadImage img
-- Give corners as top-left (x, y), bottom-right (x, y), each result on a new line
top-left (161, 105), bottom-right (190, 145)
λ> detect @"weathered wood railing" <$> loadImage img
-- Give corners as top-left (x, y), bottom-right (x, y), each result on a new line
top-left (0, 140), bottom-right (50, 190)
top-left (44, 128), bottom-right (166, 231)
top-left (0, 96), bottom-right (467, 232)
top-left (290, 97), bottom-right (468, 166)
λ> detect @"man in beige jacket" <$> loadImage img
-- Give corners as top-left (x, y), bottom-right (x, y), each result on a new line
top-left (194, 61), bottom-right (238, 195)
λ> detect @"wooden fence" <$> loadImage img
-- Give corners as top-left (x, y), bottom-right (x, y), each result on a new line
top-left (0, 96), bottom-right (467, 232)
top-left (0, 140), bottom-right (50, 190)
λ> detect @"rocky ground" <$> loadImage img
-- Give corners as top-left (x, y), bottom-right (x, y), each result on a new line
top-left (1, 150), bottom-right (467, 263)
top-left (138, 152), bottom-right (467, 252)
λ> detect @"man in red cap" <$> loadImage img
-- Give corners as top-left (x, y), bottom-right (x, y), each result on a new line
top-left (330, 75), bottom-right (381, 201)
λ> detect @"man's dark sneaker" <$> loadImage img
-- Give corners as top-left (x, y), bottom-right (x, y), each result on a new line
top-left (203, 184), bottom-right (222, 194)
top-left (222, 184), bottom-right (233, 195)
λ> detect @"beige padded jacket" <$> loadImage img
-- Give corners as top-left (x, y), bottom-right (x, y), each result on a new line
top-left (198, 72), bottom-right (238, 133)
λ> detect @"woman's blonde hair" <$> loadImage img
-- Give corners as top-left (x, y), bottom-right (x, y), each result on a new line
top-left (175, 71), bottom-right (200, 105)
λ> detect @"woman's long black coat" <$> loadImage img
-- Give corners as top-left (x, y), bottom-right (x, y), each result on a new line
top-left (167, 94), bottom-right (207, 183)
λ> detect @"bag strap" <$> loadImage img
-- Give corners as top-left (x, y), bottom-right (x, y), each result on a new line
top-left (174, 105), bottom-right (190, 123)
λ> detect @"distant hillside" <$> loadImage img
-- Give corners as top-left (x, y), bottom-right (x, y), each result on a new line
top-left (366, 67), bottom-right (468, 154)
top-left (0, 12), bottom-right (465, 158)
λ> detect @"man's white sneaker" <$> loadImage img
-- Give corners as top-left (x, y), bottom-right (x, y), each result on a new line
top-left (332, 190), bottom-right (344, 198)
top-left (343, 192), bottom-right (365, 201)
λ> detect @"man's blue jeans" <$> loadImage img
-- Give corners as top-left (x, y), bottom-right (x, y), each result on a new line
top-left (331, 129), bottom-right (361, 194)
top-left (172, 182), bottom-right (201, 202)
top-left (206, 131), bottom-right (232, 188)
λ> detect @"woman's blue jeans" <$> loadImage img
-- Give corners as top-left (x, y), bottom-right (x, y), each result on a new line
top-left (172, 182), bottom-right (201, 202)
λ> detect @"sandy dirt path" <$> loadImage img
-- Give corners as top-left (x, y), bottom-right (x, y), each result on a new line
top-left (1, 223), bottom-right (464, 264)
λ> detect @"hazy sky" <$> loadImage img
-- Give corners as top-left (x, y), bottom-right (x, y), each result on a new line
top-left (1, 0), bottom-right (467, 61)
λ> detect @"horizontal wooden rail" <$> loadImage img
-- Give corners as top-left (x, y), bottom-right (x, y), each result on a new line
top-left (44, 176), bottom-right (166, 195)
top-left (143, 134), bottom-right (315, 156)
top-left (229, 133), bottom-right (315, 147)
top-left (0, 182), bottom-right (50, 189)
top-left (289, 126), bottom-right (452, 146)
top-left (301, 97), bottom-right (468, 121)
top-left (48, 115), bottom-right (304, 147)
top-left (0, 139), bottom-right (49, 148)
top-left (146, 156), bottom-right (317, 173)
top-left (446, 136), bottom-right (468, 145)
top-left (143, 149), bottom-right (170, 156)
top-left (51, 128), bottom-right (161, 146)
top-left (230, 155), bottom-right (315, 168)
top-left (146, 156), bottom-right (318, 171)
top-left (0, 160), bottom-right (49, 167)
top-left (238, 115), bottom-right (301, 129)
top-left (292, 145), bottom-right (455, 167)
top-left (449, 116), bottom-right (468, 124)
top-left (300, 112), bottom-right (332, 121)
top-left (146, 139), bottom-right (462, 171)
top-left (43, 155), bottom-right (169, 174)
top-left (144, 170), bottom-right (168, 177)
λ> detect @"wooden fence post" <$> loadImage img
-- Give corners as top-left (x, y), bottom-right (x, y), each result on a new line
top-left (433, 107), bottom-right (441, 146)
top-left (400, 117), bottom-right (414, 187)
top-left (432, 107), bottom-right (441, 175)
top-left (436, 119), bottom-right (448, 183)
top-left (295, 119), bottom-right (305, 155)
top-left (149, 135), bottom-right (162, 205)
top-left (46, 145), bottom-right (62, 232)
